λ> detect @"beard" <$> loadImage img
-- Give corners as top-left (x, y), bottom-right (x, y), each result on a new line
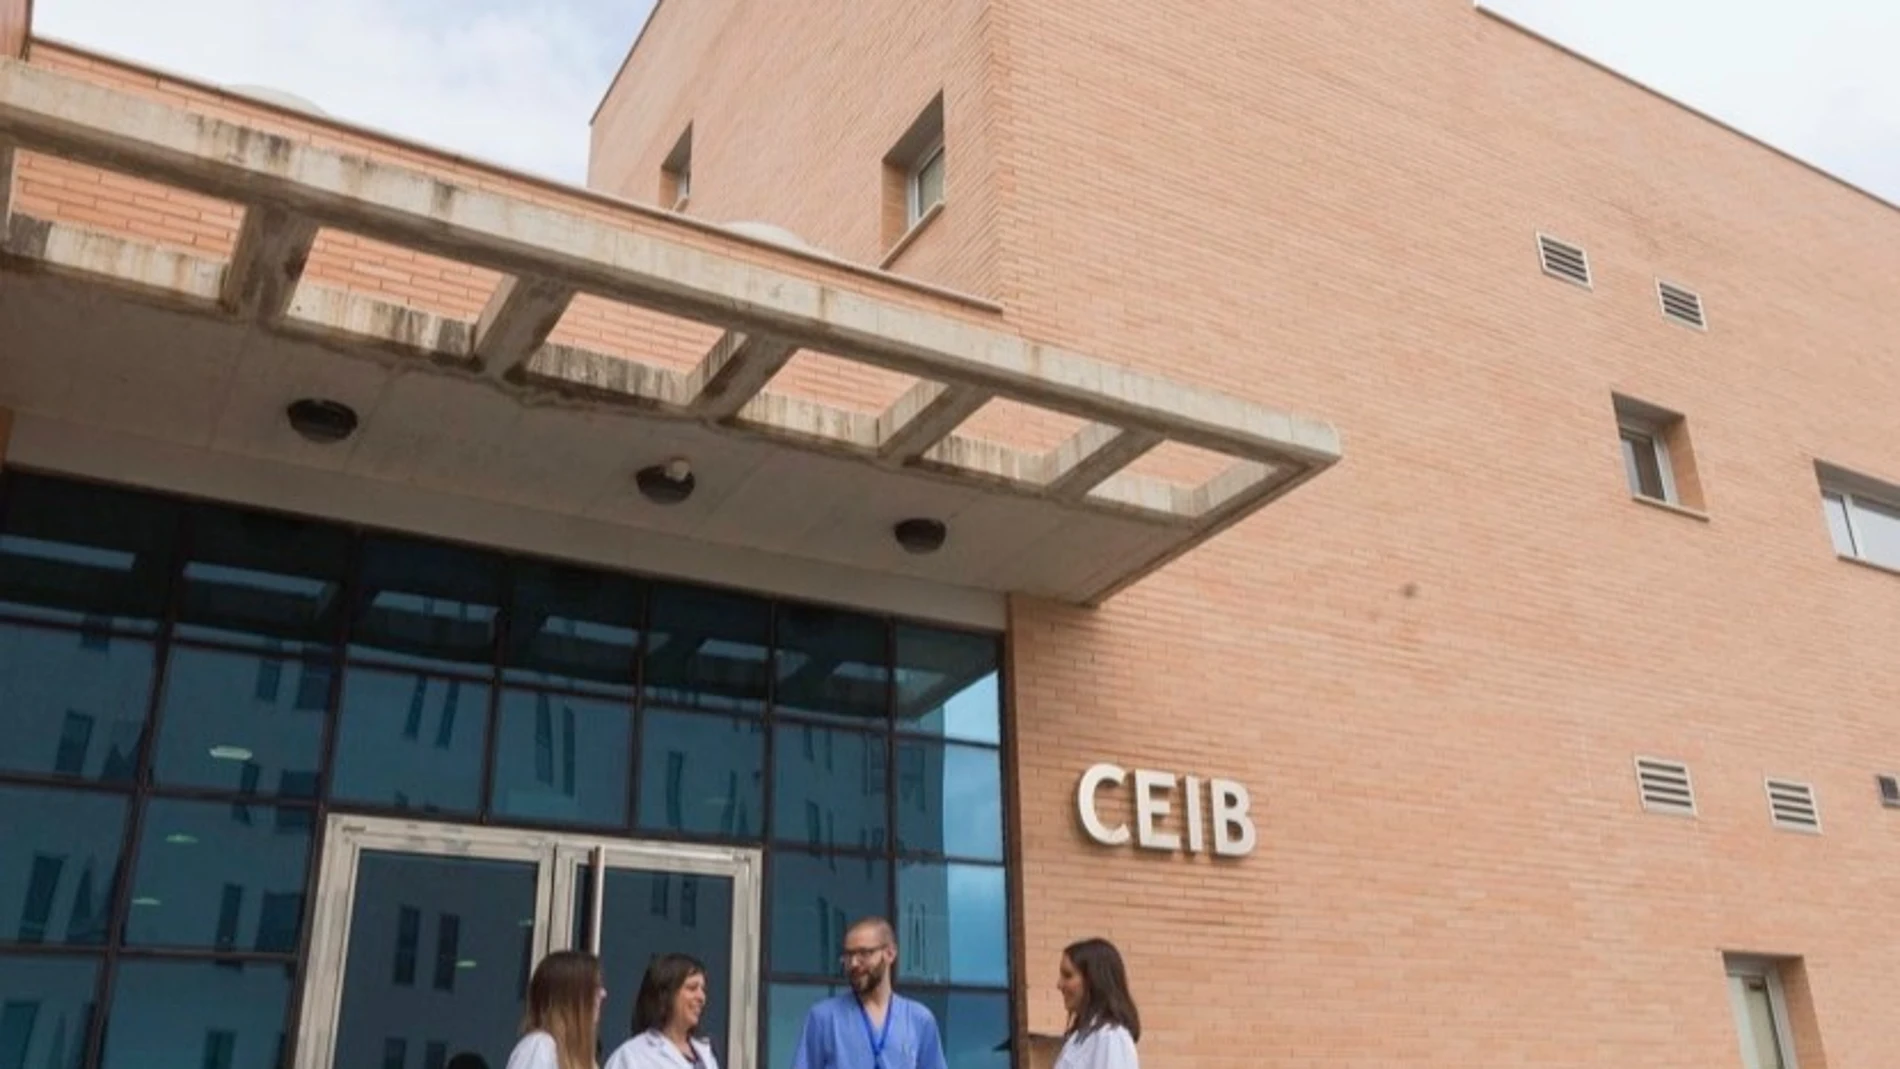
top-left (850, 962), bottom-right (887, 994)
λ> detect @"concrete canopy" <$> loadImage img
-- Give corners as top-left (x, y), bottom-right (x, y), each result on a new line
top-left (0, 56), bottom-right (1340, 608)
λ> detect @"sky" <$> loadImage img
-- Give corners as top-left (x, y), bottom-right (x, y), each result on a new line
top-left (27, 0), bottom-right (1900, 203)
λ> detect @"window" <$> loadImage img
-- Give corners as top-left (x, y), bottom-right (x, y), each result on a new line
top-left (1818, 465), bottom-right (1900, 571)
top-left (1611, 395), bottom-right (1701, 511)
top-left (883, 94), bottom-right (946, 249)
top-left (661, 125), bottom-right (692, 211)
top-left (1725, 959), bottom-right (1799, 1069)
top-left (909, 142), bottom-right (945, 226)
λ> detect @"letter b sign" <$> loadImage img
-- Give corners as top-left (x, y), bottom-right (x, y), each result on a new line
top-left (1076, 763), bottom-right (1258, 858)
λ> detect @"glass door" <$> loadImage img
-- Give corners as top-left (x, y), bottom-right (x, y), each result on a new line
top-left (296, 816), bottom-right (761, 1069)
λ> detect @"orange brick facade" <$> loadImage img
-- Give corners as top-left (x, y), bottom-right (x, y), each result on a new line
top-left (597, 2), bottom-right (1900, 1067)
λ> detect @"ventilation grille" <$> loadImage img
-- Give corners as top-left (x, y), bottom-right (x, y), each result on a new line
top-left (1634, 757), bottom-right (1695, 816)
top-left (1766, 779), bottom-right (1820, 832)
top-left (1658, 281), bottom-right (1706, 329)
top-left (1878, 774), bottom-right (1900, 808)
top-left (1537, 234), bottom-right (1592, 288)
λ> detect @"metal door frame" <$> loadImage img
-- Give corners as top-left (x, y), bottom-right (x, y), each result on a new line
top-left (295, 814), bottom-right (763, 1069)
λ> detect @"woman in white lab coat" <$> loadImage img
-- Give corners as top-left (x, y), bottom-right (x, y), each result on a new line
top-left (504, 950), bottom-right (607, 1069)
top-left (604, 953), bottom-right (720, 1069)
top-left (1054, 939), bottom-right (1142, 1069)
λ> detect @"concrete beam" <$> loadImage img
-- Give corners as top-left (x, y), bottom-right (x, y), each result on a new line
top-left (1042, 423), bottom-right (1164, 502)
top-left (221, 203), bottom-right (316, 320)
top-left (0, 142), bottom-right (13, 231)
top-left (876, 382), bottom-right (990, 465)
top-left (3, 212), bottom-right (223, 307)
top-left (472, 273), bottom-right (575, 381)
top-left (684, 331), bottom-right (797, 420)
top-left (0, 58), bottom-right (1341, 474)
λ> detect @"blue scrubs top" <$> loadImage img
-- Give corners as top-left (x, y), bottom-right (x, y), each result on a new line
top-left (789, 993), bottom-right (948, 1069)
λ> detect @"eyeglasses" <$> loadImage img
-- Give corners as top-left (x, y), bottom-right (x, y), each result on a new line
top-left (839, 944), bottom-right (889, 963)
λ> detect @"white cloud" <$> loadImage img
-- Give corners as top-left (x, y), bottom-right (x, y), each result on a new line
top-left (32, 0), bottom-right (656, 184)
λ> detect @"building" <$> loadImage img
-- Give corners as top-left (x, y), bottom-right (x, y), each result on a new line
top-left (1, 0), bottom-right (1897, 1067)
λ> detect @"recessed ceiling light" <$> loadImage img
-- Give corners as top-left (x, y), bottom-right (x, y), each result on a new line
top-left (455, 959), bottom-right (479, 970)
top-left (208, 745), bottom-right (254, 762)
top-left (131, 897), bottom-right (162, 908)
top-left (164, 833), bottom-right (198, 846)
top-left (285, 398), bottom-right (359, 444)
top-left (635, 458), bottom-right (696, 505)
top-left (893, 518), bottom-right (947, 554)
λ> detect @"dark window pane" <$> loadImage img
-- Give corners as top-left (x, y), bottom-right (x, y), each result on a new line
top-left (153, 647), bottom-right (326, 797)
top-left (643, 585), bottom-right (770, 713)
top-left (775, 606), bottom-right (888, 724)
top-left (125, 798), bottom-right (309, 950)
top-left (639, 710), bottom-right (764, 839)
top-left (773, 726), bottom-right (885, 851)
top-left (894, 627), bottom-right (1000, 744)
top-left (0, 955), bottom-right (97, 1069)
top-left (175, 505), bottom-right (350, 649)
top-left (101, 960), bottom-right (292, 1069)
top-left (897, 863), bottom-right (1007, 986)
top-left (578, 868), bottom-right (734, 1056)
top-left (910, 990), bottom-right (1010, 1069)
top-left (351, 538), bottom-right (504, 673)
top-left (768, 852), bottom-right (887, 977)
top-left (333, 853), bottom-right (537, 1069)
top-left (504, 561), bottom-right (641, 695)
top-left (895, 741), bottom-right (1001, 861)
top-left (0, 623), bottom-right (152, 783)
top-left (0, 475), bottom-right (178, 632)
top-left (491, 690), bottom-right (630, 829)
top-left (1620, 430), bottom-right (1666, 500)
top-left (332, 668), bottom-right (490, 816)
top-left (0, 786), bottom-right (127, 946)
top-left (765, 983), bottom-right (843, 1069)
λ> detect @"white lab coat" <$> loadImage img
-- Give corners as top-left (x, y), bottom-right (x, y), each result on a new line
top-left (604, 1029), bottom-right (720, 1069)
top-left (1052, 1024), bottom-right (1139, 1069)
top-left (503, 1032), bottom-right (563, 1069)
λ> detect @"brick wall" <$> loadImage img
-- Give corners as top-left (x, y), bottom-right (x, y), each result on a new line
top-left (610, 1), bottom-right (1900, 1065)
top-left (1, 0), bottom-right (27, 59)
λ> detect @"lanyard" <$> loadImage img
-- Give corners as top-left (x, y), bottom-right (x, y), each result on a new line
top-left (858, 1000), bottom-right (895, 1069)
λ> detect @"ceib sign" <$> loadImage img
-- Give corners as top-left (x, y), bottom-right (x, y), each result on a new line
top-left (1075, 763), bottom-right (1257, 858)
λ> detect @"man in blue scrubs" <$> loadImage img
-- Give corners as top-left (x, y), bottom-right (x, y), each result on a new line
top-left (791, 917), bottom-right (949, 1069)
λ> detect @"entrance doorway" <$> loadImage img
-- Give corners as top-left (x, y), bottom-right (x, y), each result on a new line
top-left (294, 816), bottom-right (762, 1069)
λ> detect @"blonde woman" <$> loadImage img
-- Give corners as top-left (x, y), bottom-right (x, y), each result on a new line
top-left (505, 950), bottom-right (607, 1069)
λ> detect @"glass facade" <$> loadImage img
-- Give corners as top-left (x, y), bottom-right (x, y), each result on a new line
top-left (0, 472), bottom-right (1012, 1069)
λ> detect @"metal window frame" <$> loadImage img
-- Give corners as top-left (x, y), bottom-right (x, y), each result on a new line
top-left (295, 814), bottom-right (762, 1069)
top-left (907, 141), bottom-right (946, 226)
top-left (1724, 959), bottom-right (1801, 1069)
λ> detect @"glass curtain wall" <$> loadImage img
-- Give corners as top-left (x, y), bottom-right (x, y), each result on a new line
top-left (0, 472), bottom-right (1011, 1069)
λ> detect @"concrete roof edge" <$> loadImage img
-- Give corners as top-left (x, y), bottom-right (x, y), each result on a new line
top-left (1472, 3), bottom-right (1900, 222)
top-left (590, 0), bottom-right (668, 127)
top-left (20, 36), bottom-right (1004, 316)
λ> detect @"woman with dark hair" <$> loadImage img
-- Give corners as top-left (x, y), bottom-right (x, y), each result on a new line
top-left (504, 951), bottom-right (606, 1069)
top-left (1054, 938), bottom-right (1141, 1069)
top-left (603, 953), bottom-right (720, 1069)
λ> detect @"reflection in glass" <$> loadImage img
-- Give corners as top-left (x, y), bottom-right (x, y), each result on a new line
top-left (125, 798), bottom-right (309, 951)
top-left (175, 504), bottom-right (350, 649)
top-left (101, 960), bottom-right (292, 1069)
top-left (897, 864), bottom-right (1007, 986)
top-left (0, 474), bottom-right (178, 632)
top-left (153, 647), bottom-right (327, 797)
top-left (773, 726), bottom-right (886, 851)
top-left (765, 984), bottom-right (843, 1069)
top-left (578, 868), bottom-right (734, 1055)
top-left (491, 690), bottom-right (631, 828)
top-left (775, 606), bottom-right (887, 723)
top-left (644, 585), bottom-right (770, 713)
top-left (895, 742), bottom-right (1002, 861)
top-left (0, 786), bottom-right (127, 946)
top-left (768, 852), bottom-right (887, 978)
top-left (639, 711), bottom-right (764, 839)
top-left (333, 853), bottom-right (537, 1069)
top-left (893, 627), bottom-right (999, 744)
top-left (505, 561), bottom-right (642, 694)
top-left (911, 990), bottom-right (1011, 1069)
top-left (331, 668), bottom-right (491, 815)
top-left (0, 623), bottom-right (151, 783)
top-left (0, 954), bottom-right (97, 1069)
top-left (352, 537), bottom-right (505, 672)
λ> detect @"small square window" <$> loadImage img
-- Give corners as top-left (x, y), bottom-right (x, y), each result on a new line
top-left (661, 124), bottom-right (692, 211)
top-left (1815, 464), bottom-right (1900, 571)
top-left (1619, 426), bottom-right (1674, 503)
top-left (883, 93), bottom-right (945, 250)
top-left (1611, 396), bottom-right (1700, 512)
